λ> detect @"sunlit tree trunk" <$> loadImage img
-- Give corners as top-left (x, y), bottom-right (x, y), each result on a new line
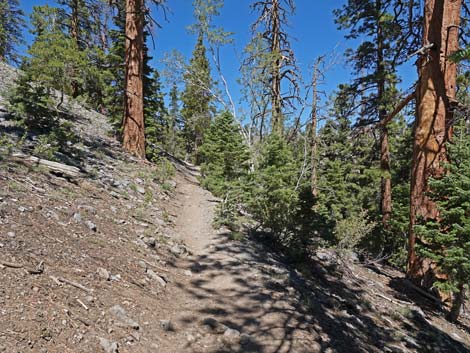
top-left (271, 0), bottom-right (282, 135)
top-left (123, 0), bottom-right (146, 159)
top-left (407, 0), bottom-right (461, 288)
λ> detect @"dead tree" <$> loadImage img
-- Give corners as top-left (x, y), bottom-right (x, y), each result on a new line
top-left (249, 0), bottom-right (300, 136)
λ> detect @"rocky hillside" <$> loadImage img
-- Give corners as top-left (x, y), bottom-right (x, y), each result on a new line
top-left (1, 63), bottom-right (470, 353)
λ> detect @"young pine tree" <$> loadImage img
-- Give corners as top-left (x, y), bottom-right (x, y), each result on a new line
top-left (144, 68), bottom-right (168, 161)
top-left (26, 5), bottom-right (89, 100)
top-left (415, 132), bottom-right (470, 323)
top-left (247, 134), bottom-right (299, 241)
top-left (199, 111), bottom-right (249, 197)
top-left (181, 31), bottom-right (214, 163)
top-left (104, 0), bottom-right (126, 134)
top-left (316, 92), bottom-right (380, 246)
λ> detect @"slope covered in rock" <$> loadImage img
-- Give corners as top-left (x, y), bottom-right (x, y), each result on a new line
top-left (0, 63), bottom-right (470, 353)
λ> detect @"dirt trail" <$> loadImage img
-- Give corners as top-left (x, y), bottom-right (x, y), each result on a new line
top-left (157, 171), bottom-right (318, 353)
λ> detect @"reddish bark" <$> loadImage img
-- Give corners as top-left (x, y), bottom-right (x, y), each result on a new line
top-left (123, 0), bottom-right (146, 159)
top-left (407, 0), bottom-right (461, 288)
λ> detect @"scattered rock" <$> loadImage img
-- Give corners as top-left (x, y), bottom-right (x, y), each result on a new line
top-left (146, 269), bottom-right (166, 287)
top-left (169, 244), bottom-right (186, 257)
top-left (45, 210), bottom-right (60, 220)
top-left (109, 305), bottom-right (140, 330)
top-left (402, 335), bottom-right (420, 349)
top-left (7, 232), bottom-right (15, 238)
top-left (136, 186), bottom-right (146, 194)
top-left (137, 260), bottom-right (147, 270)
top-left (73, 213), bottom-right (82, 223)
top-left (97, 268), bottom-right (110, 281)
top-left (222, 328), bottom-right (241, 344)
top-left (110, 274), bottom-right (121, 282)
top-left (98, 337), bottom-right (118, 353)
top-left (166, 180), bottom-right (177, 189)
top-left (85, 220), bottom-right (97, 232)
top-left (183, 270), bottom-right (193, 277)
top-left (143, 237), bottom-right (156, 248)
top-left (78, 205), bottom-right (97, 214)
top-left (155, 218), bottom-right (166, 226)
top-left (159, 320), bottom-right (173, 331)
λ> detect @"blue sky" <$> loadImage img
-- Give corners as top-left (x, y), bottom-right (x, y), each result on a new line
top-left (19, 0), bottom-right (417, 120)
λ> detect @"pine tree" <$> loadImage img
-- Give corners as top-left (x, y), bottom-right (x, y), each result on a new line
top-left (316, 91), bottom-right (380, 244)
top-left (105, 0), bottom-right (126, 134)
top-left (334, 0), bottom-right (420, 229)
top-left (167, 84), bottom-right (183, 156)
top-left (181, 31), bottom-right (213, 163)
top-left (144, 68), bottom-right (168, 161)
top-left (247, 134), bottom-right (299, 239)
top-left (122, 0), bottom-right (146, 158)
top-left (26, 5), bottom-right (89, 99)
top-left (199, 111), bottom-right (249, 197)
top-left (0, 0), bottom-right (25, 64)
top-left (415, 132), bottom-right (470, 322)
top-left (408, 0), bottom-right (463, 289)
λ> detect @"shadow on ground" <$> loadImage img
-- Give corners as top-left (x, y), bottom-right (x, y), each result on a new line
top-left (175, 230), bottom-right (470, 353)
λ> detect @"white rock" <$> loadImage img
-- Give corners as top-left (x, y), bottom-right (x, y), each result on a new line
top-left (98, 337), bottom-right (118, 353)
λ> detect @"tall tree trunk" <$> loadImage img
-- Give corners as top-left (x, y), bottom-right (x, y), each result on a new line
top-left (376, 0), bottom-right (392, 229)
top-left (407, 0), bottom-right (461, 288)
top-left (271, 0), bottom-right (282, 135)
top-left (310, 57), bottom-right (321, 198)
top-left (123, 0), bottom-right (146, 159)
top-left (70, 0), bottom-right (80, 98)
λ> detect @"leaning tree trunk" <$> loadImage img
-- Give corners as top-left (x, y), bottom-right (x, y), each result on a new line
top-left (123, 0), bottom-right (146, 159)
top-left (407, 0), bottom-right (461, 289)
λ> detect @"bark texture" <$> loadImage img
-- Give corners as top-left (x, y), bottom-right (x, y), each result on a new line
top-left (407, 0), bottom-right (461, 288)
top-left (310, 57), bottom-right (322, 199)
top-left (270, 0), bottom-right (282, 135)
top-left (123, 0), bottom-right (146, 159)
top-left (376, 0), bottom-right (392, 228)
top-left (70, 0), bottom-right (80, 98)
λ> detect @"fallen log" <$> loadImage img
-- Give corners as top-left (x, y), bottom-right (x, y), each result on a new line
top-left (9, 152), bottom-right (82, 178)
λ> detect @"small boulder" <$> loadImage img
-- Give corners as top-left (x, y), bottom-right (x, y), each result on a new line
top-left (146, 269), bottom-right (166, 287)
top-left (159, 320), bottom-right (174, 331)
top-left (97, 268), bottom-right (110, 281)
top-left (143, 237), bottom-right (156, 248)
top-left (222, 328), bottom-right (241, 344)
top-left (73, 212), bottom-right (82, 223)
top-left (109, 305), bottom-right (140, 330)
top-left (85, 220), bottom-right (97, 232)
top-left (98, 337), bottom-right (118, 353)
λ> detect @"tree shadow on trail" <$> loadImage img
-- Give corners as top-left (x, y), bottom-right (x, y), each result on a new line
top-left (174, 230), bottom-right (470, 353)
